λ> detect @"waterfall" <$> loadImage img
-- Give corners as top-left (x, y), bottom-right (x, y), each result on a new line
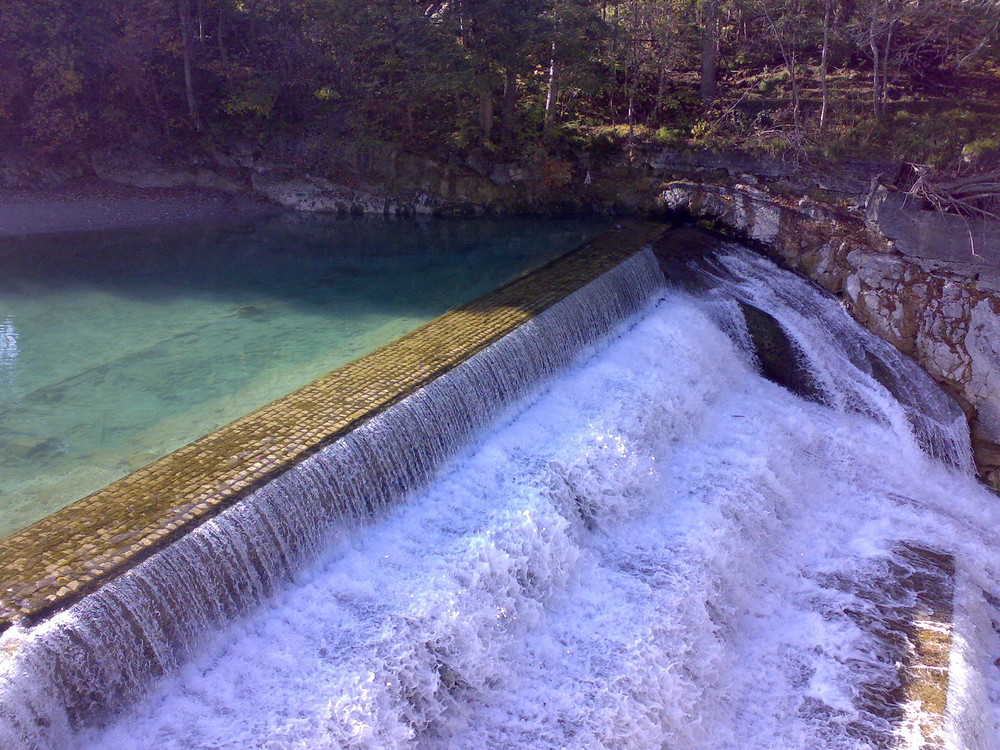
top-left (4, 234), bottom-right (999, 750)
top-left (663, 241), bottom-right (974, 473)
top-left (0, 250), bottom-right (664, 749)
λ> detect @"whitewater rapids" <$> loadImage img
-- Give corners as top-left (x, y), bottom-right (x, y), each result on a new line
top-left (15, 244), bottom-right (1000, 749)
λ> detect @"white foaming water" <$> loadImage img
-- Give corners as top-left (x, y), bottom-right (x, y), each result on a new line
top-left (0, 250), bottom-right (663, 748)
top-left (0, 318), bottom-right (16, 393)
top-left (4, 243), bottom-right (1000, 749)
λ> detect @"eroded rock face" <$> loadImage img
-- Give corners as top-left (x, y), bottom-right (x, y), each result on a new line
top-left (89, 147), bottom-right (246, 193)
top-left (241, 141), bottom-right (529, 216)
top-left (249, 166), bottom-right (445, 216)
top-left (661, 178), bottom-right (1000, 491)
top-left (0, 151), bottom-right (87, 189)
top-left (737, 301), bottom-right (825, 404)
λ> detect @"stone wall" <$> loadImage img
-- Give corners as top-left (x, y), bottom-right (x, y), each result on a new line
top-left (657, 176), bottom-right (1000, 491)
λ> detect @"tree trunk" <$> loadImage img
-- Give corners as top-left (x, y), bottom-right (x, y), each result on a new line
top-left (608, 65), bottom-right (617, 124)
top-left (760, 2), bottom-right (800, 134)
top-left (405, 105), bottom-right (415, 138)
top-left (478, 77), bottom-right (494, 139)
top-left (177, 0), bottom-right (201, 131)
top-left (627, 74), bottom-right (636, 130)
top-left (544, 43), bottom-right (559, 130)
top-left (880, 21), bottom-right (895, 120)
top-left (196, 0), bottom-right (204, 43)
top-left (700, 0), bottom-right (719, 104)
top-left (627, 0), bottom-right (640, 129)
top-left (788, 52), bottom-right (801, 132)
top-left (819, 0), bottom-right (831, 132)
top-left (652, 51), bottom-right (670, 123)
top-left (248, 0), bottom-right (259, 59)
top-left (218, 3), bottom-right (228, 63)
top-left (868, 3), bottom-right (893, 123)
top-left (871, 36), bottom-right (884, 121)
top-left (502, 67), bottom-right (517, 133)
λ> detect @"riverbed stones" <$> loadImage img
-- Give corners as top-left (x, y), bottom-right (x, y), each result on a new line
top-left (817, 543), bottom-right (955, 750)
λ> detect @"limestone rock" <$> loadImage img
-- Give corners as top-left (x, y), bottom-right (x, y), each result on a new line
top-left (737, 301), bottom-right (825, 403)
top-left (90, 147), bottom-right (245, 193)
top-left (250, 166), bottom-right (440, 216)
top-left (965, 300), bottom-right (1000, 443)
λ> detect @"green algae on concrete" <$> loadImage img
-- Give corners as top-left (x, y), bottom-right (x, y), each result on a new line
top-left (896, 545), bottom-right (955, 750)
top-left (0, 221), bottom-right (666, 629)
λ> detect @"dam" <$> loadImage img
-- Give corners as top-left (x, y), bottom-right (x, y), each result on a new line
top-left (1, 222), bottom-right (999, 749)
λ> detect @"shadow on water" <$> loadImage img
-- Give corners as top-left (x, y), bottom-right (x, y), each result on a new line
top-left (0, 214), bottom-right (607, 316)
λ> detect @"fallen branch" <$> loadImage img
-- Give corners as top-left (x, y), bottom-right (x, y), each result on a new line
top-left (906, 164), bottom-right (1000, 221)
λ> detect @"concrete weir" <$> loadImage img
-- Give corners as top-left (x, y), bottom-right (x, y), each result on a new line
top-left (0, 222), bottom-right (975, 749)
top-left (0, 222), bottom-right (666, 740)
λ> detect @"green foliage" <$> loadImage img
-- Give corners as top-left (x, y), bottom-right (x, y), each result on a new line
top-left (0, 0), bottom-right (995, 170)
top-left (963, 135), bottom-right (1000, 170)
top-left (222, 79), bottom-right (280, 118)
top-left (883, 107), bottom-right (991, 167)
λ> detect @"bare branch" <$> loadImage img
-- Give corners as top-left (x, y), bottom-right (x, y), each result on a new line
top-left (906, 164), bottom-right (1000, 221)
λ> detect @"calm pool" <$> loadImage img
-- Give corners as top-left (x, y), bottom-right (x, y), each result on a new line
top-left (0, 215), bottom-right (609, 537)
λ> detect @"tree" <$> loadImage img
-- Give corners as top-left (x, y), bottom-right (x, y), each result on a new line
top-left (843, 0), bottom-right (1000, 123)
top-left (756, 0), bottom-right (818, 133)
top-left (177, 0), bottom-right (202, 131)
top-left (449, 0), bottom-right (549, 139)
top-left (700, 0), bottom-right (720, 104)
top-left (854, 0), bottom-right (905, 121)
top-left (540, 0), bottom-right (604, 129)
top-left (819, 0), bottom-right (832, 131)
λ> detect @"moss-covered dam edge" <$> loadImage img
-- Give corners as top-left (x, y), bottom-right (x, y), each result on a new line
top-left (0, 221), bottom-right (667, 629)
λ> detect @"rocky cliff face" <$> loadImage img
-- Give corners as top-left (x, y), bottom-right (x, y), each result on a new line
top-left (657, 175), bottom-right (1000, 491)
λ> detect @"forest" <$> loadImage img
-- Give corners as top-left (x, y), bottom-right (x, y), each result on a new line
top-left (1, 0), bottom-right (999, 177)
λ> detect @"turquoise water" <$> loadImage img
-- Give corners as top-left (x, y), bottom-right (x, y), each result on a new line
top-left (0, 215), bottom-right (608, 538)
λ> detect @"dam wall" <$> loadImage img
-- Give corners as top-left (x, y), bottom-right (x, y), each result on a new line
top-left (0, 223), bottom-right (665, 744)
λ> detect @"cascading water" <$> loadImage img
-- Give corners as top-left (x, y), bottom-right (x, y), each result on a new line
top-left (681, 244), bottom-right (973, 472)
top-left (3, 234), bottom-right (1000, 750)
top-left (0, 249), bottom-right (663, 750)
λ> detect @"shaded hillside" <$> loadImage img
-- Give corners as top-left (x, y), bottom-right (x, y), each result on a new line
top-left (1, 0), bottom-right (998, 181)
